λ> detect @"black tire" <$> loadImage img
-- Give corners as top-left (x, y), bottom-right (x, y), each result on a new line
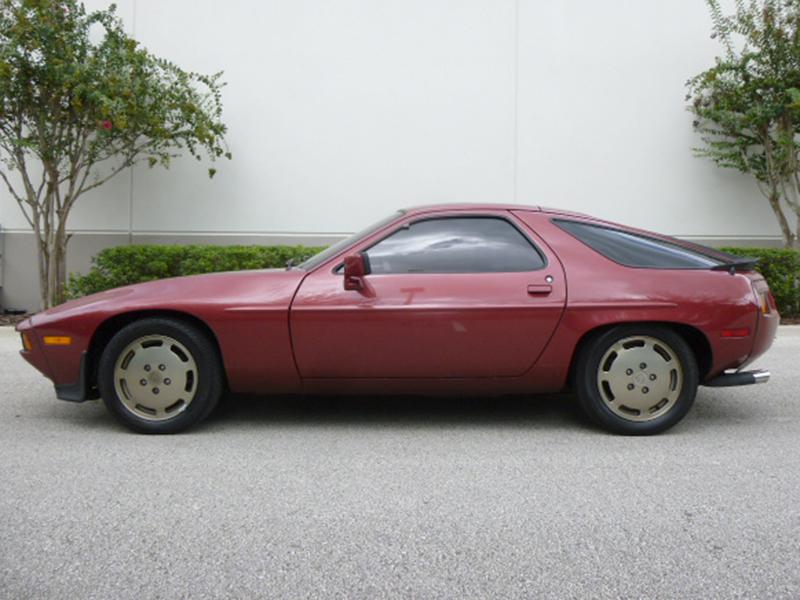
top-left (98, 318), bottom-right (223, 434)
top-left (572, 325), bottom-right (698, 435)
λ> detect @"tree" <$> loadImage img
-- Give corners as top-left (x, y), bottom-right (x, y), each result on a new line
top-left (687, 0), bottom-right (800, 250)
top-left (0, 0), bottom-right (229, 309)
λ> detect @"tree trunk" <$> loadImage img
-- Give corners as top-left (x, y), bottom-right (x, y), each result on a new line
top-left (54, 221), bottom-right (69, 307)
top-left (794, 217), bottom-right (800, 251)
top-left (766, 189), bottom-right (796, 250)
top-left (32, 192), bottom-right (71, 310)
top-left (35, 228), bottom-right (50, 311)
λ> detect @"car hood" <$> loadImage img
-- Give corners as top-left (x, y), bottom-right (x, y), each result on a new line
top-left (26, 268), bottom-right (308, 329)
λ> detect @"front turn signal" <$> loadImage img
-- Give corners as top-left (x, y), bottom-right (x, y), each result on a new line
top-left (21, 334), bottom-right (33, 351)
top-left (43, 336), bottom-right (72, 346)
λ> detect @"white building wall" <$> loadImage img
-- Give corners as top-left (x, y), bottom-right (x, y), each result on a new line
top-left (0, 0), bottom-right (787, 310)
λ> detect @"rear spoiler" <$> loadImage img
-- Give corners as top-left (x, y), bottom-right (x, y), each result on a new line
top-left (710, 257), bottom-right (760, 274)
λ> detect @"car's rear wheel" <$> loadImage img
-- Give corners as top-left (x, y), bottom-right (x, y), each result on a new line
top-left (573, 325), bottom-right (698, 435)
top-left (98, 318), bottom-right (223, 434)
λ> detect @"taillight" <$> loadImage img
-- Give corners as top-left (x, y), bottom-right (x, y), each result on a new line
top-left (767, 290), bottom-right (777, 312)
top-left (721, 328), bottom-right (751, 338)
top-left (756, 290), bottom-right (772, 315)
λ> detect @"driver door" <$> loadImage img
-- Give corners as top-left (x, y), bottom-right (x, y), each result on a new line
top-left (290, 212), bottom-right (566, 379)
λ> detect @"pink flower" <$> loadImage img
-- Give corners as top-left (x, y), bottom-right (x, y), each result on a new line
top-left (102, 121), bottom-right (112, 130)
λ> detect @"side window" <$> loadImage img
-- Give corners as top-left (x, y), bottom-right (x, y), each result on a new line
top-left (553, 219), bottom-right (727, 269)
top-left (365, 217), bottom-right (546, 274)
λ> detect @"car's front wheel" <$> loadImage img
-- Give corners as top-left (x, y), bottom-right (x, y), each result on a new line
top-left (573, 325), bottom-right (698, 435)
top-left (98, 318), bottom-right (223, 434)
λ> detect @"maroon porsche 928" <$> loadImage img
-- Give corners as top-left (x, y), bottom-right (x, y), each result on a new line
top-left (17, 204), bottom-right (779, 435)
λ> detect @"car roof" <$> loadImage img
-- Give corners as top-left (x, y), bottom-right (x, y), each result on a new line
top-left (401, 202), bottom-right (595, 220)
top-left (401, 202), bottom-right (538, 213)
top-left (399, 203), bottom-right (684, 242)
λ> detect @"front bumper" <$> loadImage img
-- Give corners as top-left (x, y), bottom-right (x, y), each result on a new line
top-left (54, 351), bottom-right (99, 402)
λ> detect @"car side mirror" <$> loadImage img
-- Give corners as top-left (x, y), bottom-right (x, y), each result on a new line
top-left (343, 252), bottom-right (371, 291)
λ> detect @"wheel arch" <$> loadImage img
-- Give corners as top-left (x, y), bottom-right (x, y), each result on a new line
top-left (568, 321), bottom-right (713, 385)
top-left (86, 310), bottom-right (226, 395)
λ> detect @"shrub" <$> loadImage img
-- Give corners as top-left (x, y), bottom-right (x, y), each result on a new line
top-left (67, 244), bottom-right (326, 300)
top-left (719, 247), bottom-right (800, 318)
top-left (62, 243), bottom-right (800, 319)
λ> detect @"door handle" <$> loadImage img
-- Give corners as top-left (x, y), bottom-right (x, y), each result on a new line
top-left (527, 284), bottom-right (553, 295)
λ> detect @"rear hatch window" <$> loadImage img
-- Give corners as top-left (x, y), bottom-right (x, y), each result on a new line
top-left (554, 219), bottom-right (748, 270)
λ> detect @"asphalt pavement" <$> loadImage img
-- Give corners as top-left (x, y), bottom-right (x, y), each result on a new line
top-left (1, 325), bottom-right (799, 599)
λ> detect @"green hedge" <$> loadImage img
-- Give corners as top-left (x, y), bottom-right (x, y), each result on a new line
top-left (66, 243), bottom-right (800, 318)
top-left (719, 247), bottom-right (800, 318)
top-left (67, 244), bottom-right (326, 300)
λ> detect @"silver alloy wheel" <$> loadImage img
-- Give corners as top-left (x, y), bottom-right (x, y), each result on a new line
top-left (113, 334), bottom-right (199, 422)
top-left (596, 335), bottom-right (683, 422)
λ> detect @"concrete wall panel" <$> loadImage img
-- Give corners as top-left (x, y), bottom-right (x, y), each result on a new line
top-left (0, 0), bottom-right (792, 312)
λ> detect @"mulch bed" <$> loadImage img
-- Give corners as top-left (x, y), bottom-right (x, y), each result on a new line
top-left (0, 313), bottom-right (31, 327)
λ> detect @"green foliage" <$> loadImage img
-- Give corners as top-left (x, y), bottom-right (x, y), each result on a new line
top-left (0, 0), bottom-right (229, 178)
top-left (67, 245), bottom-right (326, 299)
top-left (0, 0), bottom-right (230, 308)
top-left (687, 0), bottom-right (800, 250)
top-left (64, 244), bottom-right (800, 319)
top-left (720, 246), bottom-right (800, 316)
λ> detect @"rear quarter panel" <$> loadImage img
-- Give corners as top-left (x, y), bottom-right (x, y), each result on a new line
top-left (513, 211), bottom-right (763, 384)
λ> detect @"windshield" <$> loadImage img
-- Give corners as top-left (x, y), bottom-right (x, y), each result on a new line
top-left (297, 211), bottom-right (405, 271)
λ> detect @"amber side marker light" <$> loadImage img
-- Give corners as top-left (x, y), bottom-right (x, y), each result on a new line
top-left (43, 336), bottom-right (72, 346)
top-left (757, 291), bottom-right (773, 315)
top-left (721, 328), bottom-right (751, 338)
top-left (21, 334), bottom-right (33, 351)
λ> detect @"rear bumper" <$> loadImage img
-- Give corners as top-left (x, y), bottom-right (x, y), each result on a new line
top-left (704, 369), bottom-right (770, 388)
